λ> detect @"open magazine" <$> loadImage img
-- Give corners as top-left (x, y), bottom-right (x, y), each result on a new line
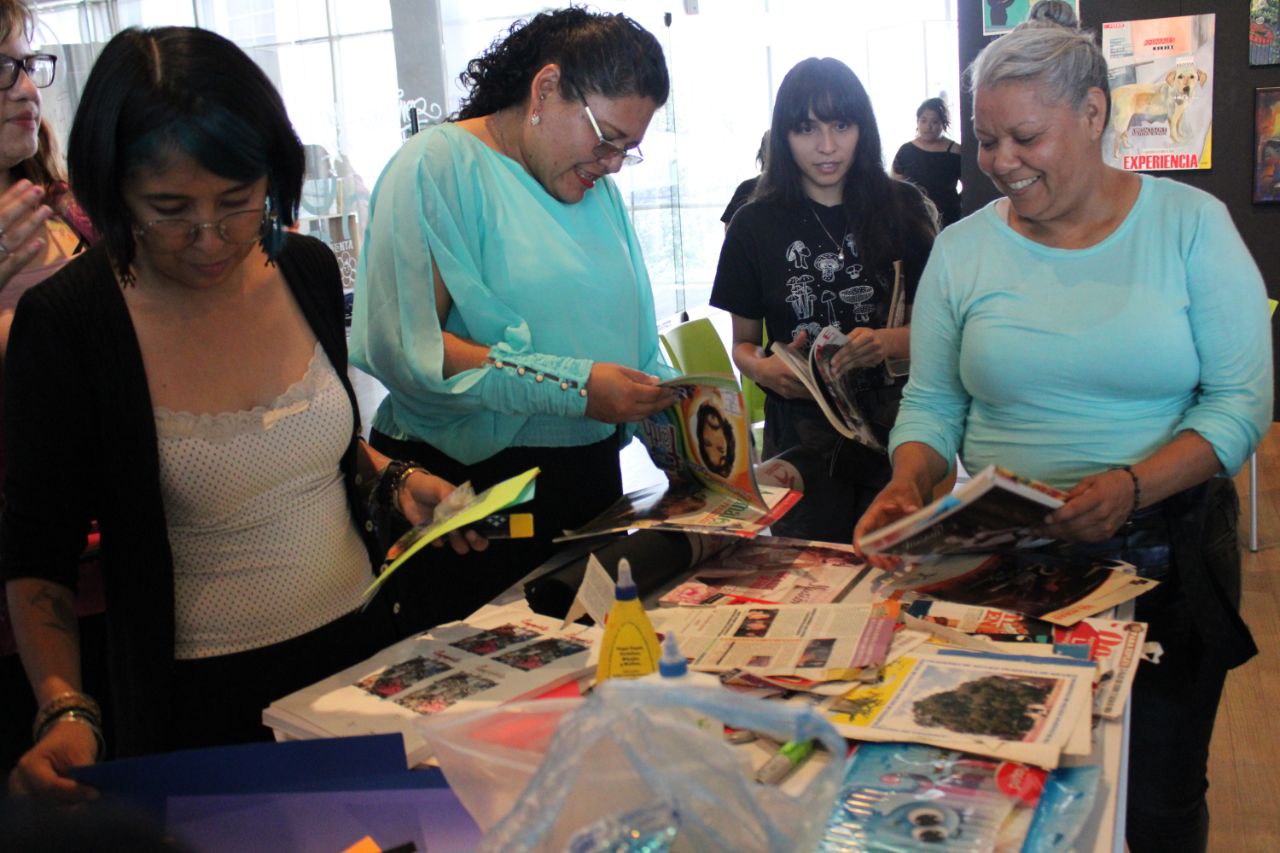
top-left (857, 465), bottom-right (1068, 558)
top-left (770, 261), bottom-right (907, 451)
top-left (557, 373), bottom-right (798, 541)
top-left (363, 468), bottom-right (540, 603)
top-left (879, 549), bottom-right (1158, 627)
top-left (649, 602), bottom-right (896, 683)
top-left (658, 536), bottom-right (869, 607)
top-left (263, 602), bottom-right (597, 765)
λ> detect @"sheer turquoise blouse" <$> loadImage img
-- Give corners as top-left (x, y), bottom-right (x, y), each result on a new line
top-left (350, 123), bottom-right (667, 465)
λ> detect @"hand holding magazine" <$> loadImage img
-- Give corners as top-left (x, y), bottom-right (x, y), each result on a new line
top-left (558, 374), bottom-right (798, 541)
top-left (364, 468), bottom-right (540, 602)
top-left (770, 260), bottom-right (908, 451)
top-left (858, 465), bottom-right (1068, 559)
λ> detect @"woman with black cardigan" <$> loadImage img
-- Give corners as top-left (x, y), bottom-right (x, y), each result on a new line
top-left (2, 27), bottom-right (481, 799)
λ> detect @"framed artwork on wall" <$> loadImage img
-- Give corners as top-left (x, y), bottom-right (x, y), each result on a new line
top-left (983, 0), bottom-right (1079, 37)
top-left (1255, 87), bottom-right (1280, 204)
top-left (1100, 14), bottom-right (1216, 172)
top-left (1251, 0), bottom-right (1280, 66)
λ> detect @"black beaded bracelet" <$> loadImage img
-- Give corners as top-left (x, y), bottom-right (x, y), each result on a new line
top-left (1112, 465), bottom-right (1141, 516)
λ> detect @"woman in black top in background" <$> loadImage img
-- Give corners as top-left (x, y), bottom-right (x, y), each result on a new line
top-left (891, 97), bottom-right (961, 227)
top-left (711, 58), bottom-right (935, 543)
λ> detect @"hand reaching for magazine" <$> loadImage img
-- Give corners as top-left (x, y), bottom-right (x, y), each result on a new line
top-left (1042, 469), bottom-right (1136, 543)
top-left (400, 471), bottom-right (489, 555)
top-left (852, 476), bottom-right (929, 569)
top-left (829, 327), bottom-right (886, 375)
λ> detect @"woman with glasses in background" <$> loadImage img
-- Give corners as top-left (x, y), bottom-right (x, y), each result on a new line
top-left (0, 0), bottom-right (103, 785)
top-left (352, 8), bottom-right (675, 630)
top-left (3, 26), bottom-right (481, 798)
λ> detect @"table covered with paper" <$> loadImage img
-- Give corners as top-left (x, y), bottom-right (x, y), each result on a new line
top-left (259, 525), bottom-right (1154, 853)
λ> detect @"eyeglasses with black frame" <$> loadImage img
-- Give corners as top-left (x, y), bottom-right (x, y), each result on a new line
top-left (0, 53), bottom-right (56, 90)
top-left (579, 100), bottom-right (644, 167)
top-left (133, 208), bottom-right (265, 254)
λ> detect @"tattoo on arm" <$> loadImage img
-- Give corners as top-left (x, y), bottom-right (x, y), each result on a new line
top-left (29, 585), bottom-right (76, 637)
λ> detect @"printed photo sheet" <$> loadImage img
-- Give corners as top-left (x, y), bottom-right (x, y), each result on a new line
top-left (649, 603), bottom-right (895, 683)
top-left (264, 605), bottom-right (599, 765)
top-left (823, 648), bottom-right (1096, 769)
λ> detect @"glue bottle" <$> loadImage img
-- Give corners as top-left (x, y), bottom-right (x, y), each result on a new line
top-left (595, 559), bottom-right (662, 682)
top-left (640, 629), bottom-right (722, 730)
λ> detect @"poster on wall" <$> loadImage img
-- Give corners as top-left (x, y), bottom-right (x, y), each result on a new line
top-left (1100, 14), bottom-right (1215, 172)
top-left (982, 0), bottom-right (1079, 37)
top-left (300, 213), bottom-right (361, 293)
top-left (1252, 0), bottom-right (1280, 66)
top-left (1255, 88), bottom-right (1280, 204)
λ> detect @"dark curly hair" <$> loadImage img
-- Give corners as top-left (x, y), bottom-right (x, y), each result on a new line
top-left (916, 97), bottom-right (950, 130)
top-left (454, 7), bottom-right (669, 120)
top-left (755, 57), bottom-right (936, 280)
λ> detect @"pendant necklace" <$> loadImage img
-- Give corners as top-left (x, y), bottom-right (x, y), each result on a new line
top-left (810, 204), bottom-right (846, 262)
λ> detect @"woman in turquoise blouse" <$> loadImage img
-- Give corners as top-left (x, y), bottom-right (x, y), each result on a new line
top-left (351, 8), bottom-right (675, 628)
top-left (855, 6), bottom-right (1270, 852)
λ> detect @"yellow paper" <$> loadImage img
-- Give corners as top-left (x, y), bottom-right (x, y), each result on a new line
top-left (362, 467), bottom-right (540, 602)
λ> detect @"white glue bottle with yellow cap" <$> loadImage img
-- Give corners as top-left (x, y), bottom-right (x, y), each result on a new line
top-left (595, 559), bottom-right (661, 682)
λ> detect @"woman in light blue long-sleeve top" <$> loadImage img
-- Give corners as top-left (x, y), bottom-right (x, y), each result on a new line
top-left (855, 6), bottom-right (1270, 852)
top-left (350, 9), bottom-right (676, 630)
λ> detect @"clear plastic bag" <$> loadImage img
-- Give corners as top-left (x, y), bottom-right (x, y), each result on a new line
top-left (466, 679), bottom-right (848, 853)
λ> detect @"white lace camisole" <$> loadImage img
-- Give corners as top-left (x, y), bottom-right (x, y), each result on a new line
top-left (158, 342), bottom-right (372, 659)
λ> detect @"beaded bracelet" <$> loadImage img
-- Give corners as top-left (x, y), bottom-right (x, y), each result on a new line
top-left (1112, 465), bottom-right (1142, 516)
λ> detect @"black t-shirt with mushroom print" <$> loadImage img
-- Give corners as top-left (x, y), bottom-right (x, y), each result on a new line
top-left (711, 198), bottom-right (929, 401)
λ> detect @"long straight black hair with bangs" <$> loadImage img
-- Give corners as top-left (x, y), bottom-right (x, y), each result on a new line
top-left (755, 57), bottom-right (936, 276)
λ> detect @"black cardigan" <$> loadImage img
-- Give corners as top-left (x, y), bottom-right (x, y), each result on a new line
top-left (0, 234), bottom-right (376, 756)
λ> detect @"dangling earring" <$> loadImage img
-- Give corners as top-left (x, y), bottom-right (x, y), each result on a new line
top-left (530, 113), bottom-right (541, 126)
top-left (262, 195), bottom-right (286, 261)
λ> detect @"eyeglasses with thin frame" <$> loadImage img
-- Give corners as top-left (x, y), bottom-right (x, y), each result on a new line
top-left (134, 208), bottom-right (265, 254)
top-left (0, 53), bottom-right (56, 90)
top-left (581, 103), bottom-right (643, 167)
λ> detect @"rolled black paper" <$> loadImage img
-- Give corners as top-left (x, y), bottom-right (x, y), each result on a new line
top-left (524, 530), bottom-right (723, 619)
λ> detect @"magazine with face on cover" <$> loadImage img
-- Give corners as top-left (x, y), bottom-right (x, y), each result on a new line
top-left (857, 465), bottom-right (1069, 559)
top-left (557, 373), bottom-right (799, 541)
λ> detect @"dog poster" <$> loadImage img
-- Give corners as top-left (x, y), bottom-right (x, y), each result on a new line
top-left (982, 0), bottom-right (1079, 37)
top-left (1256, 87), bottom-right (1280, 203)
top-left (1101, 14), bottom-right (1215, 172)
top-left (1252, 0), bottom-right (1280, 66)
